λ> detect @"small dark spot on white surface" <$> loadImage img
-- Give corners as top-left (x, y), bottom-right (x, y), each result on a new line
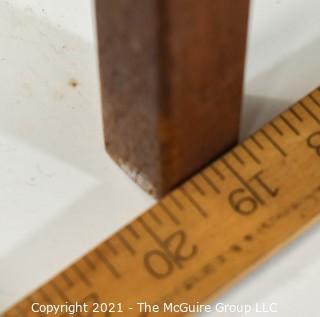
top-left (69, 79), bottom-right (78, 88)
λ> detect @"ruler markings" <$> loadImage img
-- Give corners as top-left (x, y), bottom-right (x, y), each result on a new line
top-left (148, 208), bottom-right (163, 225)
top-left (183, 252), bottom-right (229, 292)
top-left (279, 113), bottom-right (300, 135)
top-left (230, 244), bottom-right (242, 253)
top-left (190, 179), bottom-right (206, 196)
top-left (117, 233), bottom-right (136, 255)
top-left (241, 142), bottom-right (261, 164)
top-left (260, 128), bottom-right (287, 157)
top-left (221, 157), bottom-right (264, 205)
top-left (138, 217), bottom-right (183, 269)
top-left (309, 94), bottom-right (320, 108)
top-left (159, 201), bottom-right (180, 225)
top-left (94, 249), bottom-right (121, 279)
top-left (61, 271), bottom-right (74, 288)
top-left (38, 288), bottom-right (53, 304)
top-left (127, 223), bottom-right (140, 239)
top-left (180, 187), bottom-right (208, 218)
top-left (3, 88), bottom-right (320, 317)
top-left (243, 234), bottom-right (254, 242)
top-left (50, 281), bottom-right (69, 302)
top-left (199, 171), bottom-right (220, 194)
top-left (231, 149), bottom-right (245, 165)
top-left (299, 101), bottom-right (320, 124)
top-left (179, 184), bottom-right (320, 298)
top-left (250, 135), bottom-right (264, 150)
top-left (83, 255), bottom-right (96, 270)
top-left (289, 107), bottom-right (303, 122)
top-left (169, 193), bottom-right (184, 210)
top-left (216, 254), bottom-right (227, 264)
top-left (169, 232), bottom-right (262, 296)
top-left (270, 121), bottom-right (283, 135)
top-left (105, 240), bottom-right (118, 255)
top-left (72, 264), bottom-right (91, 287)
top-left (255, 186), bottom-right (320, 236)
top-left (210, 164), bottom-right (225, 180)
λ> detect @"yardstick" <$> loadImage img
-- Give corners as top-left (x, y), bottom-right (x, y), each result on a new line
top-left (2, 88), bottom-right (320, 317)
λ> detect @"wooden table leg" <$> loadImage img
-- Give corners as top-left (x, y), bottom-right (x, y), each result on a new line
top-left (95, 0), bottom-right (250, 197)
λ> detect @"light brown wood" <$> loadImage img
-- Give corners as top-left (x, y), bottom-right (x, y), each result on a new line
top-left (95, 0), bottom-right (250, 197)
top-left (2, 88), bottom-right (320, 316)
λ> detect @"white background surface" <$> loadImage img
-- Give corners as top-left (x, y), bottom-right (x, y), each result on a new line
top-left (0, 0), bottom-right (319, 316)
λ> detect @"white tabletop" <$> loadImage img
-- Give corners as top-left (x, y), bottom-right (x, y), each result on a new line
top-left (1, 1), bottom-right (319, 316)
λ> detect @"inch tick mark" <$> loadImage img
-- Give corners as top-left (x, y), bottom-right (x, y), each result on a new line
top-left (221, 157), bottom-right (264, 205)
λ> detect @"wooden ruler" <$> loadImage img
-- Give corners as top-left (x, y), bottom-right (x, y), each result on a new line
top-left (2, 88), bottom-right (320, 317)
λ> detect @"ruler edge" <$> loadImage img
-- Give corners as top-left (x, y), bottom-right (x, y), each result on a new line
top-left (2, 86), bottom-right (320, 316)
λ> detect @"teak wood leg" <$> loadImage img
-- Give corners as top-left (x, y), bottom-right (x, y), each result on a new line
top-left (95, 0), bottom-right (250, 197)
